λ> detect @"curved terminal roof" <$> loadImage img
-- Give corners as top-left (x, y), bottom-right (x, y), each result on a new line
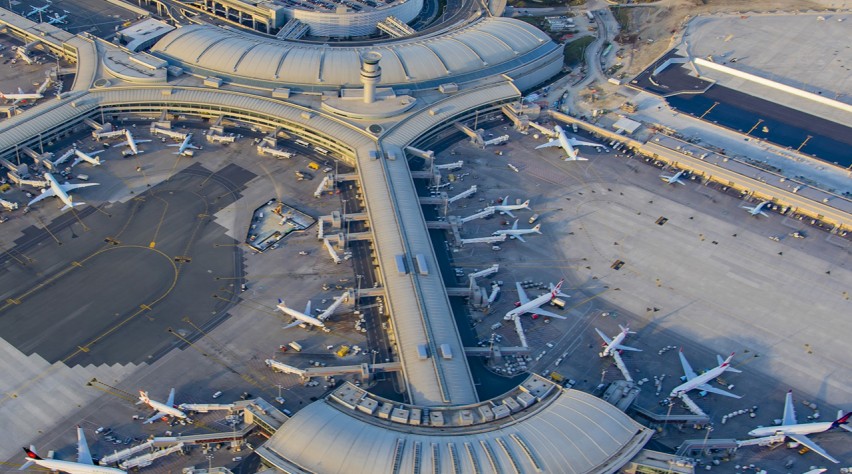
top-left (151, 17), bottom-right (553, 88)
top-left (258, 379), bottom-right (652, 474)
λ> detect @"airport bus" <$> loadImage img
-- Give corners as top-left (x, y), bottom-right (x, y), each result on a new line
top-left (314, 146), bottom-right (330, 156)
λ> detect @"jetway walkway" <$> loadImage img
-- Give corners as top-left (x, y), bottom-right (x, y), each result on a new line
top-left (676, 439), bottom-right (740, 458)
top-left (631, 405), bottom-right (710, 425)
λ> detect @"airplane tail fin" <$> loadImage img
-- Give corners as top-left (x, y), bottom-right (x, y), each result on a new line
top-left (830, 411), bottom-right (851, 430)
top-left (522, 200), bottom-right (530, 208)
top-left (532, 224), bottom-right (541, 234)
top-left (619, 324), bottom-right (636, 334)
top-left (23, 446), bottom-right (42, 461)
top-left (137, 390), bottom-right (149, 405)
top-left (719, 352), bottom-right (741, 372)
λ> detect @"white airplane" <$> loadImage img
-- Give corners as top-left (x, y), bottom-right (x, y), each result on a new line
top-left (742, 201), bottom-right (771, 217)
top-left (747, 390), bottom-right (851, 464)
top-left (47, 13), bottom-right (68, 24)
top-left (535, 125), bottom-right (602, 161)
top-left (27, 173), bottom-right (99, 211)
top-left (71, 149), bottom-right (104, 167)
top-left (35, 77), bottom-right (52, 95)
top-left (492, 220), bottom-right (541, 243)
top-left (0, 88), bottom-right (44, 105)
top-left (595, 325), bottom-right (641, 357)
top-left (278, 298), bottom-right (325, 328)
top-left (138, 388), bottom-right (188, 424)
top-left (504, 279), bottom-right (569, 321)
top-left (669, 349), bottom-right (742, 399)
top-left (52, 148), bottom-right (76, 167)
top-left (114, 130), bottom-right (151, 155)
top-left (21, 426), bottom-right (127, 474)
top-left (660, 170), bottom-right (687, 185)
top-left (316, 291), bottom-right (350, 322)
top-left (492, 196), bottom-right (531, 218)
top-left (168, 134), bottom-right (200, 156)
top-left (25, 4), bottom-right (49, 17)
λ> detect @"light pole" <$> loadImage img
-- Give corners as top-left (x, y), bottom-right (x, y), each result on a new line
top-left (356, 274), bottom-right (363, 310)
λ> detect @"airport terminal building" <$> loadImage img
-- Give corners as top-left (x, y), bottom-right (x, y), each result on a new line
top-left (0, 5), bottom-right (658, 473)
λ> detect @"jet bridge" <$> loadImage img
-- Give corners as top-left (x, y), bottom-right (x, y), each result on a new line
top-left (448, 185), bottom-right (476, 203)
top-left (459, 234), bottom-right (506, 246)
top-left (434, 160), bottom-right (463, 171)
top-left (459, 207), bottom-right (495, 224)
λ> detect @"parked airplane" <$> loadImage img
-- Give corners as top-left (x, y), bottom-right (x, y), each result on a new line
top-left (0, 88), bottom-right (44, 105)
top-left (492, 196), bottom-right (530, 218)
top-left (492, 220), bottom-right (541, 243)
top-left (138, 388), bottom-right (187, 424)
top-left (595, 325), bottom-right (641, 357)
top-left (669, 350), bottom-right (742, 399)
top-left (747, 390), bottom-right (851, 464)
top-left (168, 134), bottom-right (200, 156)
top-left (47, 13), bottom-right (67, 24)
top-left (114, 130), bottom-right (151, 155)
top-left (25, 4), bottom-right (49, 17)
top-left (21, 426), bottom-right (127, 474)
top-left (27, 173), bottom-right (99, 211)
top-left (278, 298), bottom-right (325, 328)
top-left (660, 170), bottom-right (687, 185)
top-left (742, 201), bottom-right (771, 217)
top-left (71, 149), bottom-right (104, 167)
top-left (52, 148), bottom-right (76, 167)
top-left (504, 279), bottom-right (569, 321)
top-left (534, 125), bottom-right (602, 161)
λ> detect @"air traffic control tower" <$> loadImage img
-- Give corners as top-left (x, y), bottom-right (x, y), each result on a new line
top-left (0, 3), bottom-right (652, 472)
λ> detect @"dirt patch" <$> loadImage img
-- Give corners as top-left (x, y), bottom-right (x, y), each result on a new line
top-left (615, 0), bottom-right (831, 76)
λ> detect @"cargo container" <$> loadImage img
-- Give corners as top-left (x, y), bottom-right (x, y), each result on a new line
top-left (288, 341), bottom-right (303, 352)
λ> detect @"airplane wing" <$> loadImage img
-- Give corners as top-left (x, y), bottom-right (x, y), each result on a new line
top-left (28, 188), bottom-right (56, 206)
top-left (515, 283), bottom-right (529, 305)
top-left (143, 411), bottom-right (167, 424)
top-left (515, 234), bottom-right (526, 243)
top-left (782, 390), bottom-right (797, 426)
top-left (166, 388), bottom-right (175, 407)
top-left (283, 320), bottom-right (301, 329)
top-left (71, 157), bottom-right (83, 168)
top-left (511, 220), bottom-right (518, 230)
top-left (59, 183), bottom-right (99, 193)
top-left (615, 344), bottom-right (641, 352)
top-left (787, 434), bottom-right (839, 464)
top-left (113, 140), bottom-right (129, 148)
top-left (136, 140), bottom-right (152, 144)
top-left (697, 383), bottom-right (742, 399)
top-left (304, 300), bottom-right (312, 316)
top-left (567, 138), bottom-right (602, 148)
top-left (678, 350), bottom-right (698, 381)
top-left (76, 426), bottom-right (94, 465)
top-left (524, 307), bottom-right (566, 320)
top-left (503, 209), bottom-right (516, 218)
top-left (594, 328), bottom-right (612, 345)
top-left (535, 139), bottom-right (561, 150)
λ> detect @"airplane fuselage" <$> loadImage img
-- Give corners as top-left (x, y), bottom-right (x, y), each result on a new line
top-left (602, 330), bottom-right (628, 357)
top-left (73, 149), bottom-right (101, 166)
top-left (555, 126), bottom-right (579, 159)
top-left (144, 399), bottom-right (187, 419)
top-left (505, 292), bottom-right (554, 320)
top-left (749, 422), bottom-right (837, 438)
top-left (670, 366), bottom-right (727, 397)
top-left (278, 304), bottom-right (325, 328)
top-left (126, 130), bottom-right (141, 154)
top-left (30, 458), bottom-right (126, 474)
top-left (44, 173), bottom-right (75, 208)
top-left (493, 228), bottom-right (537, 238)
top-left (1, 93), bottom-right (43, 101)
